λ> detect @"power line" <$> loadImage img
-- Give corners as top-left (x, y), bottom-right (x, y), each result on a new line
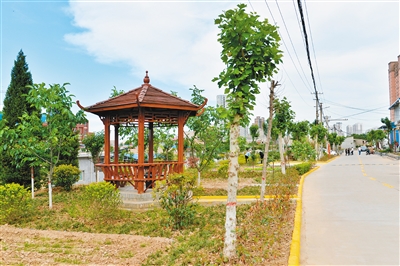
top-left (304, 0), bottom-right (324, 97)
top-left (296, 0), bottom-right (319, 101)
top-left (261, 0), bottom-right (314, 97)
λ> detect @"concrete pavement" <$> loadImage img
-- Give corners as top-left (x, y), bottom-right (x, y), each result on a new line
top-left (300, 153), bottom-right (399, 265)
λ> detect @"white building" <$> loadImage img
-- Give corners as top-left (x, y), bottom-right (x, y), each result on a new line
top-left (216, 95), bottom-right (227, 108)
top-left (77, 152), bottom-right (104, 184)
top-left (353, 123), bottom-right (363, 135)
top-left (346, 125), bottom-right (353, 136)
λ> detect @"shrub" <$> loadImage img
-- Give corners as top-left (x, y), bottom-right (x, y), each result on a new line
top-left (153, 173), bottom-right (198, 230)
top-left (217, 160), bottom-right (229, 178)
top-left (53, 164), bottom-right (81, 191)
top-left (72, 182), bottom-right (122, 220)
top-left (293, 162), bottom-right (313, 175)
top-left (291, 140), bottom-right (316, 161)
top-left (0, 183), bottom-right (33, 224)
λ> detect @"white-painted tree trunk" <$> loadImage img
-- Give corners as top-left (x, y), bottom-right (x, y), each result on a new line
top-left (278, 133), bottom-right (286, 175)
top-left (223, 118), bottom-right (240, 259)
top-left (31, 167), bottom-right (34, 199)
top-left (48, 180), bottom-right (52, 209)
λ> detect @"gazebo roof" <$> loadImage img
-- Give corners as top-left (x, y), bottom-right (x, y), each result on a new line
top-left (79, 71), bottom-right (203, 115)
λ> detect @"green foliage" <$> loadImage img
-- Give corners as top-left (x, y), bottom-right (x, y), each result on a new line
top-left (73, 182), bottom-right (122, 220)
top-left (249, 124), bottom-right (259, 144)
top-left (53, 164), bottom-right (81, 191)
top-left (310, 123), bottom-right (328, 144)
top-left (367, 129), bottom-right (386, 148)
top-left (153, 173), bottom-right (198, 230)
top-left (290, 120), bottom-right (310, 141)
top-left (238, 154), bottom-right (246, 165)
top-left (273, 97), bottom-right (295, 134)
top-left (293, 162), bottom-right (313, 175)
top-left (213, 3), bottom-right (283, 125)
top-left (290, 140), bottom-right (316, 161)
top-left (217, 160), bottom-right (229, 177)
top-left (82, 131), bottom-right (105, 163)
top-left (0, 83), bottom-right (86, 182)
top-left (0, 183), bottom-right (33, 224)
top-left (185, 86), bottom-right (229, 177)
top-left (0, 50), bottom-right (40, 187)
top-left (3, 50), bottom-right (36, 128)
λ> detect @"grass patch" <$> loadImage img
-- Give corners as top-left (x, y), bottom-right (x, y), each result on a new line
top-left (2, 164), bottom-right (313, 265)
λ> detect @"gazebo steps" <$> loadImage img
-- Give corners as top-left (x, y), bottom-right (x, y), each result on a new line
top-left (121, 200), bottom-right (160, 210)
top-left (119, 186), bottom-right (154, 201)
top-left (118, 186), bottom-right (159, 210)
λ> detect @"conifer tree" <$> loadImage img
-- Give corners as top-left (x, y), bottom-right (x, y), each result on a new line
top-left (0, 50), bottom-right (40, 187)
top-left (3, 50), bottom-right (36, 128)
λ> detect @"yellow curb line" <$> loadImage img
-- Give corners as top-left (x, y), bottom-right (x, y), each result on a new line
top-left (318, 155), bottom-right (339, 164)
top-left (195, 195), bottom-right (297, 200)
top-left (288, 165), bottom-right (320, 266)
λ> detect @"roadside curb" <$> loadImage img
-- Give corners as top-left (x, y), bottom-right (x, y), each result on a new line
top-left (288, 165), bottom-right (320, 266)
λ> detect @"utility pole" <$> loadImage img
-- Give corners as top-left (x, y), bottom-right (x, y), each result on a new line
top-left (312, 92), bottom-right (322, 124)
top-left (319, 102), bottom-right (323, 125)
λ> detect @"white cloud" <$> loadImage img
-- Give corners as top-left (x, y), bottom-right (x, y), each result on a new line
top-left (65, 1), bottom-right (399, 132)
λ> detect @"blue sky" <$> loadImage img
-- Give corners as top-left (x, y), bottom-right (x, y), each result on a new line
top-left (1, 0), bottom-right (399, 134)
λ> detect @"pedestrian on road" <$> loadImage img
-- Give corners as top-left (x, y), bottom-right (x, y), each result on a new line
top-left (351, 147), bottom-right (354, 155)
top-left (358, 146), bottom-right (361, 155)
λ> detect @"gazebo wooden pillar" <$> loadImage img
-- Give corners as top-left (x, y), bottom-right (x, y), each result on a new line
top-left (77, 71), bottom-right (207, 193)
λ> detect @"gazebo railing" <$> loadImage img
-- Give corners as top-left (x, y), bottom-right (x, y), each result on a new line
top-left (96, 161), bottom-right (183, 192)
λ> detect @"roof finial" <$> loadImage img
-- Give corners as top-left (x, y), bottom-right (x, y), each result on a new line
top-left (143, 70), bottom-right (150, 84)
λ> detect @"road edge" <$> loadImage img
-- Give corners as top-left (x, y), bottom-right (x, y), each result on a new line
top-left (287, 165), bottom-right (320, 266)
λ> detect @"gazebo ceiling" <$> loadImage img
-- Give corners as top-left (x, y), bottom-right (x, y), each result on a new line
top-left (77, 71), bottom-right (207, 124)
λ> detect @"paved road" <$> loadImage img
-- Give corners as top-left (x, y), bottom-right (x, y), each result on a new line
top-left (301, 153), bottom-right (399, 265)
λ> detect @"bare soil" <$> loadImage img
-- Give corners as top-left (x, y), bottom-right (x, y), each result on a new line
top-left (0, 224), bottom-right (172, 265)
top-left (201, 177), bottom-right (258, 190)
top-left (0, 178), bottom-right (284, 266)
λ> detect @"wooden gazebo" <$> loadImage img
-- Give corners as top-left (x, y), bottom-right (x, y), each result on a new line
top-left (77, 71), bottom-right (206, 193)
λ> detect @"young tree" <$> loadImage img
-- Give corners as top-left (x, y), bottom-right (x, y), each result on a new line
top-left (310, 123), bottom-right (328, 159)
top-left (185, 86), bottom-right (228, 185)
top-left (0, 50), bottom-right (40, 187)
top-left (327, 132), bottom-right (338, 153)
top-left (367, 129), bottom-right (386, 149)
top-left (213, 3), bottom-right (282, 258)
top-left (260, 80), bottom-right (276, 201)
top-left (381, 117), bottom-right (394, 147)
top-left (273, 97), bottom-right (295, 174)
top-left (291, 120), bottom-right (310, 141)
top-left (82, 131), bottom-right (105, 182)
top-left (249, 124), bottom-right (259, 146)
top-left (0, 83), bottom-right (86, 209)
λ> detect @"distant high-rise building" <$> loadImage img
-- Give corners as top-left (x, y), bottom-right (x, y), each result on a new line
top-left (240, 126), bottom-right (250, 141)
top-left (353, 123), bottom-right (363, 134)
top-left (254, 116), bottom-right (265, 129)
top-left (346, 125), bottom-right (353, 136)
top-left (253, 116), bottom-right (265, 136)
top-left (216, 95), bottom-right (227, 108)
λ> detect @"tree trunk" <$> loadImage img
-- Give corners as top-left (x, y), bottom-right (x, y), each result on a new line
top-left (95, 165), bottom-right (98, 182)
top-left (223, 116), bottom-right (240, 259)
top-left (261, 81), bottom-right (275, 201)
top-left (48, 166), bottom-right (54, 209)
top-left (278, 133), bottom-right (286, 175)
